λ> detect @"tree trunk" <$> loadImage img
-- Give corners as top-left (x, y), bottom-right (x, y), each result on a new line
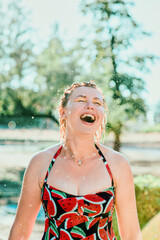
top-left (113, 131), bottom-right (121, 152)
top-left (113, 123), bottom-right (122, 151)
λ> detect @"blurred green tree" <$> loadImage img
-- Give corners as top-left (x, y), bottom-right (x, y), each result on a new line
top-left (79, 0), bottom-right (156, 150)
top-left (0, 1), bottom-right (81, 127)
top-left (154, 101), bottom-right (160, 124)
top-left (0, 0), bottom-right (36, 121)
top-left (34, 26), bottom-right (82, 116)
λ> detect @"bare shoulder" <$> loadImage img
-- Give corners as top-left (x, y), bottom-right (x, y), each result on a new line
top-left (98, 143), bottom-right (130, 166)
top-left (98, 143), bottom-right (133, 186)
top-left (30, 143), bottom-right (62, 166)
top-left (25, 143), bottom-right (62, 187)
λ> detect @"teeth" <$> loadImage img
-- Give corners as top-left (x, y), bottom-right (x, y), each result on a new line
top-left (80, 114), bottom-right (95, 121)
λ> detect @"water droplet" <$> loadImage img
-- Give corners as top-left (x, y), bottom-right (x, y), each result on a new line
top-left (29, 204), bottom-right (32, 207)
top-left (32, 116), bottom-right (34, 119)
top-left (8, 121), bottom-right (16, 129)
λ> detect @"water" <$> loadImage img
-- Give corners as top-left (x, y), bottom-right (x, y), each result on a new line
top-left (1, 204), bottom-right (45, 223)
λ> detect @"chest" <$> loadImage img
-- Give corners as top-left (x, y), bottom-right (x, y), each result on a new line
top-left (46, 156), bottom-right (112, 196)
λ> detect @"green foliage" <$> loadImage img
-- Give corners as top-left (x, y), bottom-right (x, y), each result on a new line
top-left (80, 0), bottom-right (156, 150)
top-left (112, 211), bottom-right (120, 240)
top-left (0, 0), bottom-right (35, 86)
top-left (140, 124), bottom-right (160, 133)
top-left (154, 101), bottom-right (160, 124)
top-left (34, 33), bottom-right (82, 110)
top-left (134, 175), bottom-right (160, 228)
top-left (0, 0), bottom-right (156, 151)
top-left (0, 0), bottom-right (37, 122)
top-left (111, 175), bottom-right (160, 239)
top-left (0, 1), bottom-right (82, 124)
top-left (105, 98), bottom-right (130, 150)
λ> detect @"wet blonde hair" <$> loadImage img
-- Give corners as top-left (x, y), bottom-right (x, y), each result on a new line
top-left (58, 81), bottom-right (108, 142)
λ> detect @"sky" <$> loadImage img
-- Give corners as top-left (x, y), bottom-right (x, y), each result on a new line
top-left (11, 0), bottom-right (160, 122)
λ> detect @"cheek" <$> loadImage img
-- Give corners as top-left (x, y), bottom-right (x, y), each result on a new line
top-left (96, 110), bottom-right (104, 126)
top-left (66, 105), bottom-right (79, 120)
top-left (67, 110), bottom-right (72, 116)
top-left (98, 108), bottom-right (104, 119)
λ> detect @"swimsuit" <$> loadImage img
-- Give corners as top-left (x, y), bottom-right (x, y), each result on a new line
top-left (41, 144), bottom-right (117, 239)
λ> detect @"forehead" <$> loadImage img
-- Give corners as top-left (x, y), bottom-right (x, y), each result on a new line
top-left (70, 86), bottom-right (103, 100)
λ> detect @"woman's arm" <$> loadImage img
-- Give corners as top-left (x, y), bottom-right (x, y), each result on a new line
top-left (114, 154), bottom-right (142, 240)
top-left (8, 153), bottom-right (44, 240)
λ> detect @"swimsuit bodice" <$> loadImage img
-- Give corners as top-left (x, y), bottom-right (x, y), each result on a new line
top-left (41, 144), bottom-right (117, 240)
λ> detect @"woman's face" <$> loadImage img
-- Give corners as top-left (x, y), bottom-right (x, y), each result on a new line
top-left (62, 86), bottom-right (105, 138)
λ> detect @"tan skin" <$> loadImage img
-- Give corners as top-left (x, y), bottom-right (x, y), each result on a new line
top-left (9, 87), bottom-right (142, 240)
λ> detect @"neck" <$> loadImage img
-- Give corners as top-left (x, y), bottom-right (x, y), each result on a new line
top-left (63, 135), bottom-right (98, 163)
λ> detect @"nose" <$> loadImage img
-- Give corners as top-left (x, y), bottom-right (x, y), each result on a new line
top-left (85, 101), bottom-right (94, 110)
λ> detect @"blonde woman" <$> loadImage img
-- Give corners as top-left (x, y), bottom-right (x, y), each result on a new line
top-left (9, 81), bottom-right (142, 239)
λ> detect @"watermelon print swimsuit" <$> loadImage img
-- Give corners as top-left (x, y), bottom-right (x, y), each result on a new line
top-left (41, 144), bottom-right (117, 240)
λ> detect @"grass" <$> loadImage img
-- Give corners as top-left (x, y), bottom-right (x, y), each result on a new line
top-left (140, 124), bottom-right (160, 133)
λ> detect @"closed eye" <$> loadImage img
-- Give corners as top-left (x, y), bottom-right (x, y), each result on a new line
top-left (94, 102), bottom-right (102, 106)
top-left (76, 98), bottom-right (86, 102)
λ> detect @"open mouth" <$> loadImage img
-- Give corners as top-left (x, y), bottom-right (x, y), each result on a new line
top-left (80, 114), bottom-right (96, 123)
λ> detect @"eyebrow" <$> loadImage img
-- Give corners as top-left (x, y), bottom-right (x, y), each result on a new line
top-left (75, 95), bottom-right (102, 101)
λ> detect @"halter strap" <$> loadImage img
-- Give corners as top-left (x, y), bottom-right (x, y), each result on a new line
top-left (44, 145), bottom-right (62, 183)
top-left (44, 144), bottom-right (114, 187)
top-left (94, 143), bottom-right (114, 187)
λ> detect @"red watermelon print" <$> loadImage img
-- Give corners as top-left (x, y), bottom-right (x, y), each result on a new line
top-left (98, 228), bottom-right (108, 240)
top-left (47, 199), bottom-right (57, 217)
top-left (104, 197), bottom-right (114, 214)
top-left (51, 188), bottom-right (67, 199)
top-left (70, 226), bottom-right (86, 238)
top-left (59, 229), bottom-right (72, 240)
top-left (57, 212), bottom-right (79, 222)
top-left (99, 217), bottom-right (108, 228)
top-left (84, 202), bottom-right (103, 217)
top-left (49, 227), bottom-right (56, 237)
top-left (43, 187), bottom-right (50, 201)
top-left (58, 197), bottom-right (78, 212)
top-left (65, 215), bottom-right (89, 229)
top-left (56, 212), bottom-right (78, 228)
top-left (83, 233), bottom-right (96, 240)
top-left (41, 144), bottom-right (117, 240)
top-left (84, 194), bottom-right (106, 204)
top-left (85, 217), bottom-right (100, 230)
top-left (44, 218), bottom-right (50, 232)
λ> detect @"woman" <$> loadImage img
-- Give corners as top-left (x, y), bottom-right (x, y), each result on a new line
top-left (9, 81), bottom-right (142, 239)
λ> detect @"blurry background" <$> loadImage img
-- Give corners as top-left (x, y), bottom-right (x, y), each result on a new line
top-left (0, 0), bottom-right (160, 239)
